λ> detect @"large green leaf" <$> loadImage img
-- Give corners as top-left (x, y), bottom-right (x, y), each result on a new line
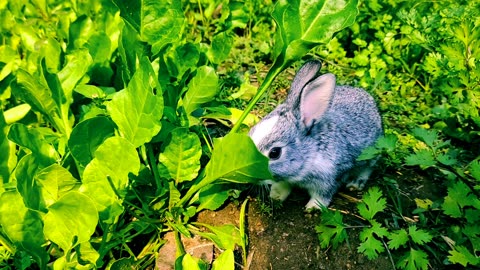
top-left (177, 133), bottom-right (271, 207)
top-left (14, 154), bottom-right (45, 211)
top-left (272, 0), bottom-right (359, 62)
top-left (43, 192), bottom-right (98, 252)
top-left (113, 0), bottom-right (185, 55)
top-left (11, 69), bottom-right (60, 127)
top-left (68, 116), bottom-right (116, 169)
top-left (57, 49), bottom-right (93, 100)
top-left (35, 164), bottom-right (79, 207)
top-left (193, 223), bottom-right (241, 250)
top-left (159, 128), bottom-right (202, 184)
top-left (197, 184), bottom-right (230, 212)
top-left (0, 191), bottom-right (49, 268)
top-left (205, 133), bottom-right (272, 184)
top-left (212, 249), bottom-right (234, 270)
top-left (106, 58), bottom-right (163, 148)
top-left (182, 66), bottom-right (219, 126)
top-left (80, 136), bottom-right (140, 223)
top-left (8, 123), bottom-right (58, 167)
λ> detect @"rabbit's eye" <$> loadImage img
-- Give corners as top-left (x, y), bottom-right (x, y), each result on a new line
top-left (268, 147), bottom-right (282, 160)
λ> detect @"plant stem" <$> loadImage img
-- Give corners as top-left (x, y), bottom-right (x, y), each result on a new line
top-left (146, 143), bottom-right (163, 195)
top-left (0, 233), bottom-right (15, 254)
top-left (230, 59), bottom-right (288, 133)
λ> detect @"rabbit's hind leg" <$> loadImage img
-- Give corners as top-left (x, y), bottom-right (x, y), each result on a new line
top-left (345, 158), bottom-right (379, 191)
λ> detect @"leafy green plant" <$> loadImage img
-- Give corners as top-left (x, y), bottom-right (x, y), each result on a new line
top-left (0, 0), bottom-right (361, 268)
top-left (316, 127), bottom-right (480, 269)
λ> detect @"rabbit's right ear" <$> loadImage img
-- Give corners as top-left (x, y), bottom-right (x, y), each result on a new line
top-left (299, 73), bottom-right (336, 129)
top-left (286, 60), bottom-right (322, 106)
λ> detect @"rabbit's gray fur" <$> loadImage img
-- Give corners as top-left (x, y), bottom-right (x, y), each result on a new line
top-left (249, 60), bottom-right (382, 209)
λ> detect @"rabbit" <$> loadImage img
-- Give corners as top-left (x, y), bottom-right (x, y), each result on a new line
top-left (249, 60), bottom-right (383, 209)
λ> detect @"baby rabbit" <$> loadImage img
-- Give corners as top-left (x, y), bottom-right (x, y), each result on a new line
top-left (249, 60), bottom-right (382, 209)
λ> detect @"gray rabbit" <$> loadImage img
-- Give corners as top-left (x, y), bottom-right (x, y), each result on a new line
top-left (249, 60), bottom-right (383, 209)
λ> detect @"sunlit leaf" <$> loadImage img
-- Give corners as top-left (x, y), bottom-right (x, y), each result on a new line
top-left (0, 191), bottom-right (49, 267)
top-left (80, 137), bottom-right (140, 223)
top-left (197, 184), bottom-right (230, 212)
top-left (43, 192), bottom-right (98, 251)
top-left (193, 223), bottom-right (241, 250)
top-left (396, 248), bottom-right (429, 270)
top-left (107, 57), bottom-right (163, 148)
top-left (212, 249), bottom-right (234, 270)
top-left (159, 128), bottom-right (202, 183)
top-left (204, 133), bottom-right (272, 184)
top-left (8, 123), bottom-right (58, 167)
top-left (113, 0), bottom-right (185, 55)
top-left (272, 0), bottom-right (358, 63)
top-left (35, 164), bottom-right (79, 207)
top-left (68, 116), bottom-right (116, 169)
top-left (357, 187), bottom-right (386, 220)
top-left (182, 66), bottom-right (219, 126)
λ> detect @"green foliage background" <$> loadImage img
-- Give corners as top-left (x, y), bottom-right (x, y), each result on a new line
top-left (0, 0), bottom-right (479, 269)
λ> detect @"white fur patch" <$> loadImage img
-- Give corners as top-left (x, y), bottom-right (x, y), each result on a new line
top-left (250, 115), bottom-right (279, 146)
top-left (270, 181), bottom-right (291, 202)
top-left (312, 155), bottom-right (335, 177)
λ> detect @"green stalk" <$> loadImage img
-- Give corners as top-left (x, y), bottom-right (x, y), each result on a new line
top-left (0, 233), bottom-right (15, 254)
top-left (146, 143), bottom-right (163, 195)
top-left (230, 57), bottom-right (290, 133)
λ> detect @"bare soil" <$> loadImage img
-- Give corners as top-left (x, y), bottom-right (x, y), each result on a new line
top-left (196, 188), bottom-right (394, 270)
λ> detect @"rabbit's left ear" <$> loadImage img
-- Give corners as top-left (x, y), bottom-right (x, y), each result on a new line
top-left (300, 73), bottom-right (336, 129)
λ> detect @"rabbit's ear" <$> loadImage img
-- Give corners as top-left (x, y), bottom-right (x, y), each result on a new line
top-left (300, 73), bottom-right (336, 129)
top-left (286, 60), bottom-right (322, 106)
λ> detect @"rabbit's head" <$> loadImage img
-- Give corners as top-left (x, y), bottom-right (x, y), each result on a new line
top-left (249, 60), bottom-right (336, 182)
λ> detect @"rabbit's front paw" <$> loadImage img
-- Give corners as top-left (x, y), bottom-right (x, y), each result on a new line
top-left (269, 181), bottom-right (291, 202)
top-left (305, 194), bottom-right (329, 210)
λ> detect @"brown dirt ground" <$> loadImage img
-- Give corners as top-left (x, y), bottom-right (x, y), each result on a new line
top-left (196, 189), bottom-right (394, 270)
top-left (191, 168), bottom-right (449, 270)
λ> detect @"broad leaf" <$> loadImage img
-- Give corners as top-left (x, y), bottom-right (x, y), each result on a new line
top-left (8, 123), bottom-right (58, 167)
top-left (35, 164), bottom-right (79, 207)
top-left (207, 32), bottom-right (234, 64)
top-left (181, 253), bottom-right (201, 270)
top-left (212, 249), bottom-right (234, 270)
top-left (107, 58), bottom-right (163, 148)
top-left (183, 66), bottom-right (219, 126)
top-left (43, 192), bottom-right (98, 251)
top-left (11, 69), bottom-right (59, 126)
top-left (177, 133), bottom-right (271, 207)
top-left (68, 116), bottom-right (116, 169)
top-left (15, 154), bottom-right (45, 211)
top-left (57, 49), bottom-right (93, 103)
top-left (80, 137), bottom-right (140, 223)
top-left (113, 0), bottom-right (185, 55)
top-left (193, 223), bottom-right (241, 250)
top-left (0, 191), bottom-right (49, 268)
top-left (272, 0), bottom-right (358, 63)
top-left (159, 128), bottom-right (202, 183)
top-left (197, 184), bottom-right (230, 212)
top-left (204, 133), bottom-right (272, 184)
